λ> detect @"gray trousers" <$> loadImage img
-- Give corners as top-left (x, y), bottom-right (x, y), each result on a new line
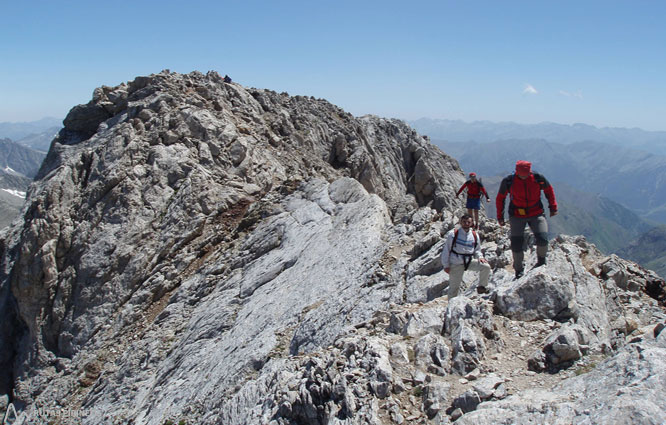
top-left (448, 260), bottom-right (491, 299)
top-left (509, 214), bottom-right (549, 272)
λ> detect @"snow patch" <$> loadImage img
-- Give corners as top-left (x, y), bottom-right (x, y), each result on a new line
top-left (2, 188), bottom-right (26, 198)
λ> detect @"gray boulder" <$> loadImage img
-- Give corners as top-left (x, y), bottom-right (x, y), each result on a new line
top-left (423, 381), bottom-right (450, 418)
top-left (444, 297), bottom-right (495, 374)
top-left (494, 272), bottom-right (575, 321)
top-left (413, 333), bottom-right (450, 374)
top-left (388, 304), bottom-right (446, 337)
top-left (528, 324), bottom-right (590, 371)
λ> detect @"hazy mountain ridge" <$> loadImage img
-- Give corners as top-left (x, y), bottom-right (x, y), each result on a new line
top-left (410, 118), bottom-right (666, 154)
top-left (0, 190), bottom-right (25, 229)
top-left (14, 127), bottom-right (62, 152)
top-left (0, 117), bottom-right (62, 141)
top-left (0, 138), bottom-right (46, 179)
top-left (0, 139), bottom-right (46, 228)
top-left (617, 225), bottom-right (666, 279)
top-left (0, 72), bottom-right (664, 424)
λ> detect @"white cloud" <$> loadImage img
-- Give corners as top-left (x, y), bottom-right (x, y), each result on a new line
top-left (559, 89), bottom-right (583, 99)
top-left (523, 84), bottom-right (538, 95)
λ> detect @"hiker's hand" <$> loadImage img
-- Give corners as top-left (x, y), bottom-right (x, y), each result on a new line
top-left (445, 267), bottom-right (450, 273)
top-left (486, 198), bottom-right (491, 203)
top-left (550, 210), bottom-right (558, 217)
top-left (498, 218), bottom-right (505, 227)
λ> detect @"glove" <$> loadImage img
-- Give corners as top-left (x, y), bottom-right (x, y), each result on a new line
top-left (550, 209), bottom-right (558, 217)
top-left (498, 217), bottom-right (505, 226)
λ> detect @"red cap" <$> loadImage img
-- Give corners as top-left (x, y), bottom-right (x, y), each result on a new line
top-left (469, 172), bottom-right (476, 177)
top-left (516, 160), bottom-right (531, 177)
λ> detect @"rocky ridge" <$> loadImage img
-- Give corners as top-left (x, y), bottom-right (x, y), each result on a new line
top-left (0, 70), bottom-right (664, 424)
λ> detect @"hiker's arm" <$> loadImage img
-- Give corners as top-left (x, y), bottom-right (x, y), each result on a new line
top-left (495, 178), bottom-right (509, 224)
top-left (456, 182), bottom-right (467, 197)
top-left (441, 233), bottom-right (453, 271)
top-left (543, 182), bottom-right (558, 215)
top-left (481, 185), bottom-right (490, 200)
top-left (473, 235), bottom-right (483, 260)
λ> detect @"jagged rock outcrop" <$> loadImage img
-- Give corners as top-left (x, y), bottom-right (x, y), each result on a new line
top-left (0, 70), bottom-right (664, 424)
top-left (458, 329), bottom-right (666, 425)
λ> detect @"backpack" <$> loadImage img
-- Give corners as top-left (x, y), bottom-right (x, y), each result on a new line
top-left (449, 228), bottom-right (479, 270)
top-left (476, 178), bottom-right (488, 198)
top-left (503, 172), bottom-right (547, 192)
top-left (449, 228), bottom-right (478, 253)
top-left (503, 172), bottom-right (548, 216)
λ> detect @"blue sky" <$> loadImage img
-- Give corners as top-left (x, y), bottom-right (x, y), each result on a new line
top-left (1, 0), bottom-right (665, 130)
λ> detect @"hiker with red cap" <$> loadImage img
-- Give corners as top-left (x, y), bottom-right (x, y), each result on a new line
top-left (456, 172), bottom-right (490, 230)
top-left (496, 160), bottom-right (558, 279)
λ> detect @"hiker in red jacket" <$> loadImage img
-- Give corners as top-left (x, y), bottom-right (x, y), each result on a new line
top-left (496, 160), bottom-right (558, 279)
top-left (456, 172), bottom-right (490, 230)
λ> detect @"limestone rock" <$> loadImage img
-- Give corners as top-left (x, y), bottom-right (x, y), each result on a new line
top-left (444, 296), bottom-right (495, 374)
top-left (472, 373), bottom-right (504, 400)
top-left (423, 381), bottom-right (450, 418)
top-left (452, 389), bottom-right (482, 413)
top-left (494, 272), bottom-right (576, 321)
top-left (413, 334), bottom-right (450, 373)
top-left (387, 304), bottom-right (446, 337)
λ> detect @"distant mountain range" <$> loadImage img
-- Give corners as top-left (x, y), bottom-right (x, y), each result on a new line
top-left (0, 117), bottom-right (62, 153)
top-left (0, 117), bottom-right (62, 141)
top-left (616, 225), bottom-right (666, 279)
top-left (15, 127), bottom-right (61, 152)
top-left (0, 188), bottom-right (25, 229)
top-left (0, 138), bottom-right (47, 228)
top-left (410, 118), bottom-right (666, 154)
top-left (0, 138), bottom-right (47, 179)
top-left (0, 118), bottom-right (61, 227)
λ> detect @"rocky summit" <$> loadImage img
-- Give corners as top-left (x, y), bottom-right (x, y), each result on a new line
top-left (0, 70), bottom-right (664, 425)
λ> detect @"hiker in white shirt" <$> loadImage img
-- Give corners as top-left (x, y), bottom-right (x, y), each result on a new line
top-left (441, 214), bottom-right (491, 298)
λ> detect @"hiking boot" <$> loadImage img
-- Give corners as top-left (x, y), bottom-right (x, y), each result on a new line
top-left (515, 269), bottom-right (524, 279)
top-left (535, 257), bottom-right (547, 267)
top-left (476, 286), bottom-right (488, 295)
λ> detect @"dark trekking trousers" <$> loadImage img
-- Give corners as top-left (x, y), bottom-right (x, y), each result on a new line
top-left (509, 214), bottom-right (549, 272)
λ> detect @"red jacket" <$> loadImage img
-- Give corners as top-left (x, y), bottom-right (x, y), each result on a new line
top-left (496, 173), bottom-right (557, 219)
top-left (457, 180), bottom-right (489, 199)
